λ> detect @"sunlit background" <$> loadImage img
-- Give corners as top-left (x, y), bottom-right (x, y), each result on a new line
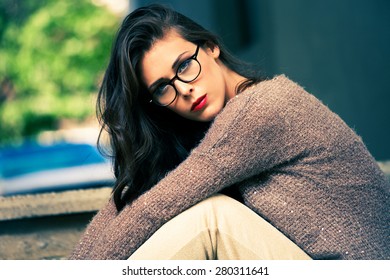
top-left (0, 0), bottom-right (130, 196)
top-left (0, 0), bottom-right (128, 144)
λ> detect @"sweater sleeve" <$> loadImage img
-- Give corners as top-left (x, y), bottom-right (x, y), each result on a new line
top-left (76, 75), bottom-right (308, 259)
top-left (68, 196), bottom-right (117, 259)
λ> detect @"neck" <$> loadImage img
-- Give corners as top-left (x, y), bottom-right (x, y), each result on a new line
top-left (215, 58), bottom-right (247, 104)
top-left (224, 68), bottom-right (247, 103)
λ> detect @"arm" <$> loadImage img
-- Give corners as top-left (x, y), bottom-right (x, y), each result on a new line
top-left (68, 196), bottom-right (117, 259)
top-left (74, 76), bottom-right (308, 259)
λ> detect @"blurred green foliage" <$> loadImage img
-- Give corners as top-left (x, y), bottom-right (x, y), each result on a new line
top-left (0, 0), bottom-right (121, 144)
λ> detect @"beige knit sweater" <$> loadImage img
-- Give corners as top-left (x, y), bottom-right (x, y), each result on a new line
top-left (70, 75), bottom-right (389, 260)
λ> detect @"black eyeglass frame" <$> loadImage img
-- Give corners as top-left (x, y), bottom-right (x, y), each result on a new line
top-left (150, 45), bottom-right (201, 106)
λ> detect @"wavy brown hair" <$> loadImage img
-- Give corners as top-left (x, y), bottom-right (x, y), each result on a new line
top-left (97, 4), bottom-right (264, 210)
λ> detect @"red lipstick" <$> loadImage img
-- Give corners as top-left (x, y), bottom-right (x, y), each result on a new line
top-left (191, 94), bottom-right (207, 112)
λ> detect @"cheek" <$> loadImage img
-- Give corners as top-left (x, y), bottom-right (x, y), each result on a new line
top-left (203, 61), bottom-right (225, 89)
top-left (166, 102), bottom-right (189, 118)
top-left (167, 106), bottom-right (182, 115)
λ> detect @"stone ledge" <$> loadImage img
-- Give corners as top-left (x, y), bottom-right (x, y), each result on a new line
top-left (0, 187), bottom-right (112, 221)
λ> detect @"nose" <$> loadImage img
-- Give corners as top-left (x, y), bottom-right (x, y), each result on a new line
top-left (173, 80), bottom-right (193, 97)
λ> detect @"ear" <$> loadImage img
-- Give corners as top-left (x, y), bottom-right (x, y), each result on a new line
top-left (205, 42), bottom-right (220, 59)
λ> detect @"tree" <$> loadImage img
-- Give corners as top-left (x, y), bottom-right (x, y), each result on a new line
top-left (0, 0), bottom-right (121, 144)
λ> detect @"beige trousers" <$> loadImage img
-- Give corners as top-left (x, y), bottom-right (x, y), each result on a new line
top-left (129, 194), bottom-right (311, 260)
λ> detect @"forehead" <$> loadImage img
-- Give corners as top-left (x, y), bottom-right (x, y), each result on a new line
top-left (140, 30), bottom-right (195, 86)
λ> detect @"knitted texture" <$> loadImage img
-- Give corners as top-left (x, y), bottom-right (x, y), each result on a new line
top-left (69, 75), bottom-right (390, 260)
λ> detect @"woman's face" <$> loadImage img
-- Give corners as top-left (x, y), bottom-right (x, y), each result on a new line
top-left (140, 29), bottom-right (237, 122)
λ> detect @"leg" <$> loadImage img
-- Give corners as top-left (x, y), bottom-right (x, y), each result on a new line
top-left (129, 194), bottom-right (311, 260)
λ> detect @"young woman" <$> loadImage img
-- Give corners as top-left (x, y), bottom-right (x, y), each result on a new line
top-left (69, 4), bottom-right (389, 260)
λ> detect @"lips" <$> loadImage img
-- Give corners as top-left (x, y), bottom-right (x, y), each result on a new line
top-left (191, 94), bottom-right (207, 112)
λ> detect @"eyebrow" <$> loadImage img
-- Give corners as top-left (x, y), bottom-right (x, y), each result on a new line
top-left (148, 50), bottom-right (189, 91)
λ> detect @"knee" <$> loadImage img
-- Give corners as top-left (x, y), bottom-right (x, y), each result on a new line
top-left (185, 194), bottom-right (241, 230)
top-left (190, 194), bottom-right (235, 217)
top-left (196, 194), bottom-right (237, 209)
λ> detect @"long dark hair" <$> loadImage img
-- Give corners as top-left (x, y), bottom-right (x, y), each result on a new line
top-left (97, 4), bottom-right (264, 210)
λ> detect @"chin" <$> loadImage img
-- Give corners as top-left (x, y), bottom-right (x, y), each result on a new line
top-left (183, 105), bottom-right (223, 122)
top-left (199, 116), bottom-right (216, 122)
top-left (199, 107), bottom-right (221, 122)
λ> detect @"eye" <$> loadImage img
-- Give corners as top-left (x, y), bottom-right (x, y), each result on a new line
top-left (153, 83), bottom-right (169, 97)
top-left (177, 59), bottom-right (191, 75)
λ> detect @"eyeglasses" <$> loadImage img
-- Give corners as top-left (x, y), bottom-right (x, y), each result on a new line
top-left (150, 45), bottom-right (201, 106)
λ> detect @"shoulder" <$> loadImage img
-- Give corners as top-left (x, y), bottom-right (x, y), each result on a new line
top-left (199, 75), bottom-right (302, 149)
top-left (216, 75), bottom-right (310, 124)
top-left (238, 75), bottom-right (315, 107)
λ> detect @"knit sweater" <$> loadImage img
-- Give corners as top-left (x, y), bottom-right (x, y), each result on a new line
top-left (69, 75), bottom-right (389, 260)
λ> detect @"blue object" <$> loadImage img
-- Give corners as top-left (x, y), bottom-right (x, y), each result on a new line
top-left (0, 142), bottom-right (115, 196)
